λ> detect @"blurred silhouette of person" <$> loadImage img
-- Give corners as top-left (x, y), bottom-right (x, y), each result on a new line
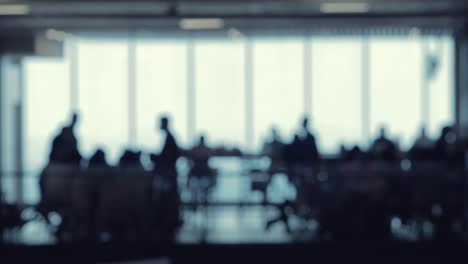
top-left (283, 135), bottom-right (302, 166)
top-left (39, 113), bottom-right (82, 225)
top-left (151, 116), bottom-right (180, 173)
top-left (434, 125), bottom-right (457, 160)
top-left (86, 147), bottom-right (110, 240)
top-left (150, 115), bottom-right (182, 233)
top-left (298, 117), bottom-right (320, 163)
top-left (48, 113), bottom-right (82, 166)
top-left (119, 149), bottom-right (143, 169)
top-left (267, 118), bottom-right (320, 232)
top-left (261, 127), bottom-right (285, 169)
top-left (369, 126), bottom-right (398, 161)
top-left (188, 135), bottom-right (212, 176)
top-left (413, 127), bottom-right (433, 149)
top-left (187, 135), bottom-right (216, 206)
top-left (340, 145), bottom-right (364, 161)
top-left (88, 148), bottom-right (109, 169)
top-left (409, 127), bottom-right (434, 160)
top-left (339, 145), bottom-right (348, 159)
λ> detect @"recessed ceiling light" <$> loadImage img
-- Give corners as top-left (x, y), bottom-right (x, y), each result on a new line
top-left (320, 3), bottom-right (369, 14)
top-left (179, 18), bottom-right (224, 30)
top-left (0, 4), bottom-right (30, 15)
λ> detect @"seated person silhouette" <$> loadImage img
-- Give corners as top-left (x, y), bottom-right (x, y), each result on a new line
top-left (267, 122), bottom-right (320, 233)
top-left (88, 148), bottom-right (110, 169)
top-left (187, 135), bottom-right (216, 205)
top-left (48, 113), bottom-right (82, 166)
top-left (340, 145), bottom-right (365, 161)
top-left (409, 127), bottom-right (434, 161)
top-left (188, 135), bottom-right (213, 177)
top-left (266, 137), bottom-right (298, 232)
top-left (369, 126), bottom-right (398, 161)
top-left (433, 125), bottom-right (457, 160)
top-left (261, 127), bottom-right (285, 170)
top-left (282, 117), bottom-right (320, 171)
top-left (348, 146), bottom-right (365, 160)
top-left (119, 149), bottom-right (143, 169)
top-left (283, 135), bottom-right (302, 168)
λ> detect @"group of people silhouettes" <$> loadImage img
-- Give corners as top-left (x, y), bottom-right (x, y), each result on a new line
top-left (48, 113), bottom-right (462, 177)
top-left (48, 113), bottom-right (182, 174)
top-left (343, 125), bottom-right (461, 162)
top-left (41, 112), bottom-right (466, 241)
top-left (262, 117), bottom-right (462, 166)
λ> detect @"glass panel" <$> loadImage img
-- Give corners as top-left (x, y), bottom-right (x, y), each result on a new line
top-left (194, 40), bottom-right (245, 149)
top-left (24, 56), bottom-right (70, 172)
top-left (253, 38), bottom-right (304, 150)
top-left (77, 38), bottom-right (129, 164)
top-left (311, 37), bottom-right (363, 153)
top-left (370, 37), bottom-right (423, 150)
top-left (23, 52), bottom-right (71, 204)
top-left (135, 39), bottom-right (188, 153)
top-left (427, 37), bottom-right (454, 138)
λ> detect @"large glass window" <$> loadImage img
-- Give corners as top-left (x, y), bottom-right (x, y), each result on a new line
top-left (427, 37), bottom-right (454, 138)
top-left (252, 38), bottom-right (304, 150)
top-left (77, 38), bottom-right (129, 164)
top-left (194, 39), bottom-right (245, 148)
top-left (370, 37), bottom-right (423, 150)
top-left (311, 37), bottom-right (363, 153)
top-left (135, 39), bottom-right (188, 152)
top-left (21, 33), bottom-right (455, 165)
top-left (24, 56), bottom-right (70, 172)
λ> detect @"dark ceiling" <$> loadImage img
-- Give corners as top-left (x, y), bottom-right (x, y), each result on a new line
top-left (0, 0), bottom-right (467, 32)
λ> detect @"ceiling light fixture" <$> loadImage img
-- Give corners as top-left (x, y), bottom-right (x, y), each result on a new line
top-left (0, 4), bottom-right (30, 15)
top-left (179, 18), bottom-right (224, 30)
top-left (320, 3), bottom-right (369, 14)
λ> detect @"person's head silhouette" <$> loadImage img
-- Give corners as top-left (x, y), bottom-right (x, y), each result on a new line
top-left (441, 126), bottom-right (451, 137)
top-left (420, 126), bottom-right (427, 137)
top-left (293, 134), bottom-right (301, 143)
top-left (199, 134), bottom-right (206, 145)
top-left (270, 127), bottom-right (280, 141)
top-left (379, 126), bottom-right (387, 138)
top-left (159, 115), bottom-right (170, 132)
top-left (302, 117), bottom-right (309, 130)
top-left (70, 112), bottom-right (79, 128)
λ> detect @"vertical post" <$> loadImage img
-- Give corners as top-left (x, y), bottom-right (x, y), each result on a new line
top-left (15, 56), bottom-right (24, 205)
top-left (303, 34), bottom-right (312, 118)
top-left (421, 37), bottom-right (430, 129)
top-left (245, 37), bottom-right (254, 153)
top-left (0, 56), bottom-right (3, 197)
top-left (128, 34), bottom-right (137, 147)
top-left (187, 37), bottom-right (196, 145)
top-left (361, 36), bottom-right (371, 145)
top-left (454, 25), bottom-right (468, 140)
top-left (455, 31), bottom-right (463, 136)
top-left (69, 38), bottom-right (79, 113)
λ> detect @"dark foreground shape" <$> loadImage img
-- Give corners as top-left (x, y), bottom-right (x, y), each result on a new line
top-left (0, 241), bottom-right (467, 264)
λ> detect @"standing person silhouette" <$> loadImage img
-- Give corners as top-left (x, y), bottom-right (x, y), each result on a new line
top-left (151, 116), bottom-right (180, 173)
top-left (150, 115), bottom-right (182, 236)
